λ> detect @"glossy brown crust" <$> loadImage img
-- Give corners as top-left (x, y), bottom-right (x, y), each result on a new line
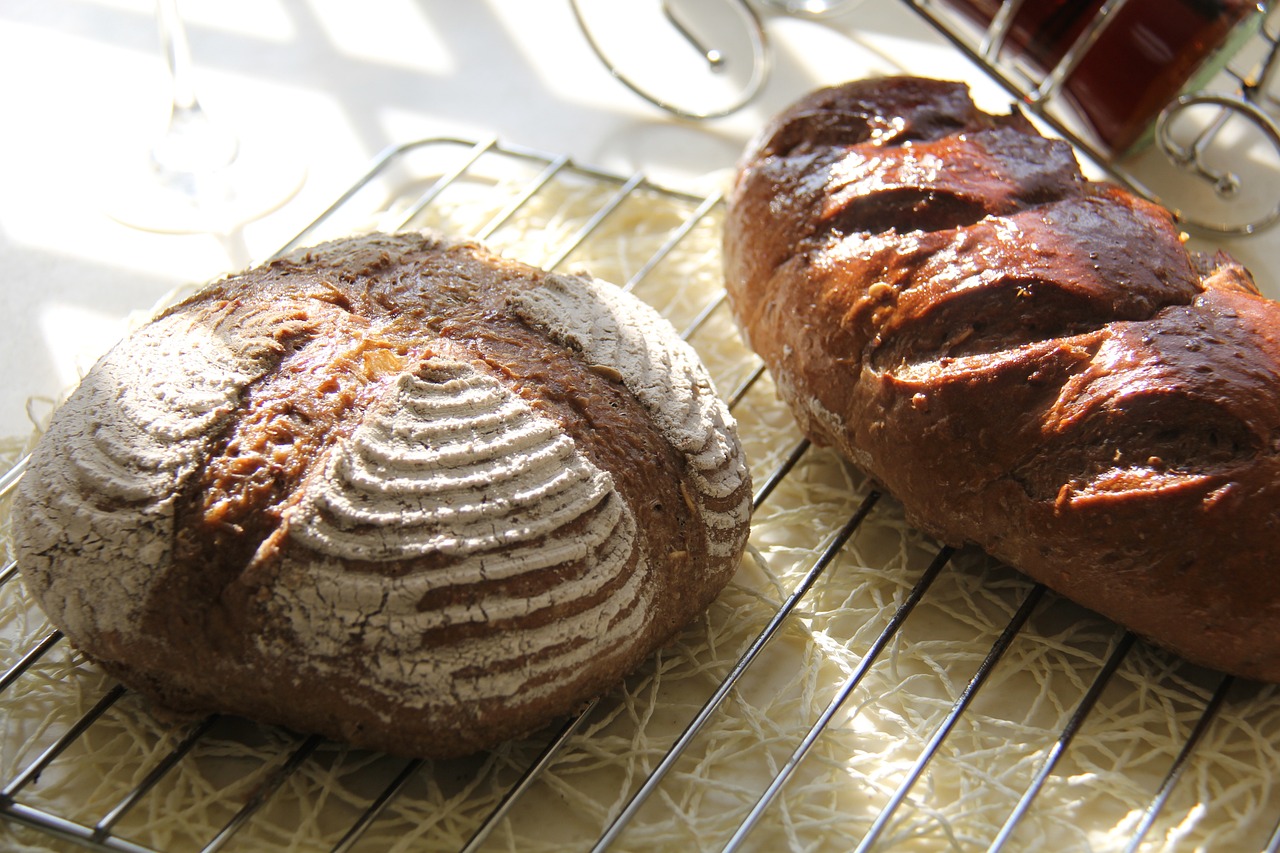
top-left (724, 76), bottom-right (1280, 682)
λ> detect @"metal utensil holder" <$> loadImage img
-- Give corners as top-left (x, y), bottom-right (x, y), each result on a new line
top-left (906, 0), bottom-right (1280, 234)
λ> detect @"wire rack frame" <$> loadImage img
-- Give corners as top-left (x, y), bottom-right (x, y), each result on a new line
top-left (2, 137), bottom-right (1280, 852)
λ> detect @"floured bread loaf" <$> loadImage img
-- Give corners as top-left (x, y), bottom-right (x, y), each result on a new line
top-left (12, 232), bottom-right (752, 758)
top-left (724, 76), bottom-right (1280, 682)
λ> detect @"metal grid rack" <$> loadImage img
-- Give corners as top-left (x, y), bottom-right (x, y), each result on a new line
top-left (3, 137), bottom-right (1280, 852)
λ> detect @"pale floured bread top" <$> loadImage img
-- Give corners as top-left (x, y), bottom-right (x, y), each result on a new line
top-left (13, 308), bottom-right (277, 643)
top-left (271, 355), bottom-right (648, 708)
top-left (11, 230), bottom-right (752, 757)
top-left (509, 271), bottom-right (749, 543)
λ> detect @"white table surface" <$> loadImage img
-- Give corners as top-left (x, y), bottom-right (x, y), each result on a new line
top-left (2, 0), bottom-right (1276, 443)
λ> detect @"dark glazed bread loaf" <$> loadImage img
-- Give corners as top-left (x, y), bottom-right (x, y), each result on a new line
top-left (724, 76), bottom-right (1280, 682)
top-left (12, 232), bottom-right (752, 757)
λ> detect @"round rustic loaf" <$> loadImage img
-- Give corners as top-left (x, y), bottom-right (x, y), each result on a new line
top-left (12, 231), bottom-right (752, 757)
top-left (724, 76), bottom-right (1280, 682)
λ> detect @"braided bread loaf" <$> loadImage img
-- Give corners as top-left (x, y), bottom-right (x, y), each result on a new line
top-left (12, 232), bottom-right (752, 757)
top-left (724, 76), bottom-right (1280, 682)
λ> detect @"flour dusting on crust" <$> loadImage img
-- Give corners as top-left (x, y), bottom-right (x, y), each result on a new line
top-left (11, 312), bottom-right (270, 642)
top-left (269, 356), bottom-right (653, 707)
top-left (511, 272), bottom-right (752, 558)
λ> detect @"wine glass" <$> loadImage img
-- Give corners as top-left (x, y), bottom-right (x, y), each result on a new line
top-left (104, 0), bottom-right (304, 236)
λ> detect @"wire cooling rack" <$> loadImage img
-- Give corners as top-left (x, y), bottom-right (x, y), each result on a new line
top-left (4, 137), bottom-right (1280, 852)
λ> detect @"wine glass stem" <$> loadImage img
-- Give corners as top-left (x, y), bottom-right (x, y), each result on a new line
top-left (151, 0), bottom-right (238, 175)
top-left (157, 0), bottom-right (198, 113)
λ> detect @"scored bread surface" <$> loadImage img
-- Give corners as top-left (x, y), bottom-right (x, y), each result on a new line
top-left (13, 231), bottom-right (752, 757)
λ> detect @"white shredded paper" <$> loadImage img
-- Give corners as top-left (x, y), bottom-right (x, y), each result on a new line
top-left (3, 153), bottom-right (1279, 853)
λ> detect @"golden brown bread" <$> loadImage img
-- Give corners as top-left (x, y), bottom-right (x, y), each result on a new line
top-left (11, 232), bottom-right (752, 757)
top-left (724, 76), bottom-right (1280, 682)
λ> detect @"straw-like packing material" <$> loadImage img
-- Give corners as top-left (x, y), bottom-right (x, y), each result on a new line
top-left (3, 151), bottom-right (1280, 853)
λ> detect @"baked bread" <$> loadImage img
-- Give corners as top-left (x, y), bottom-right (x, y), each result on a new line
top-left (11, 232), bottom-right (752, 757)
top-left (723, 76), bottom-right (1280, 682)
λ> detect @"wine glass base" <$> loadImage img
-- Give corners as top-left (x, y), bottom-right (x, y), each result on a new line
top-left (104, 136), bottom-right (305, 236)
top-left (759, 0), bottom-right (864, 16)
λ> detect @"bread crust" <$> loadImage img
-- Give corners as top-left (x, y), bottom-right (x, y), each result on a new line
top-left (13, 232), bottom-right (752, 757)
top-left (724, 76), bottom-right (1280, 682)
